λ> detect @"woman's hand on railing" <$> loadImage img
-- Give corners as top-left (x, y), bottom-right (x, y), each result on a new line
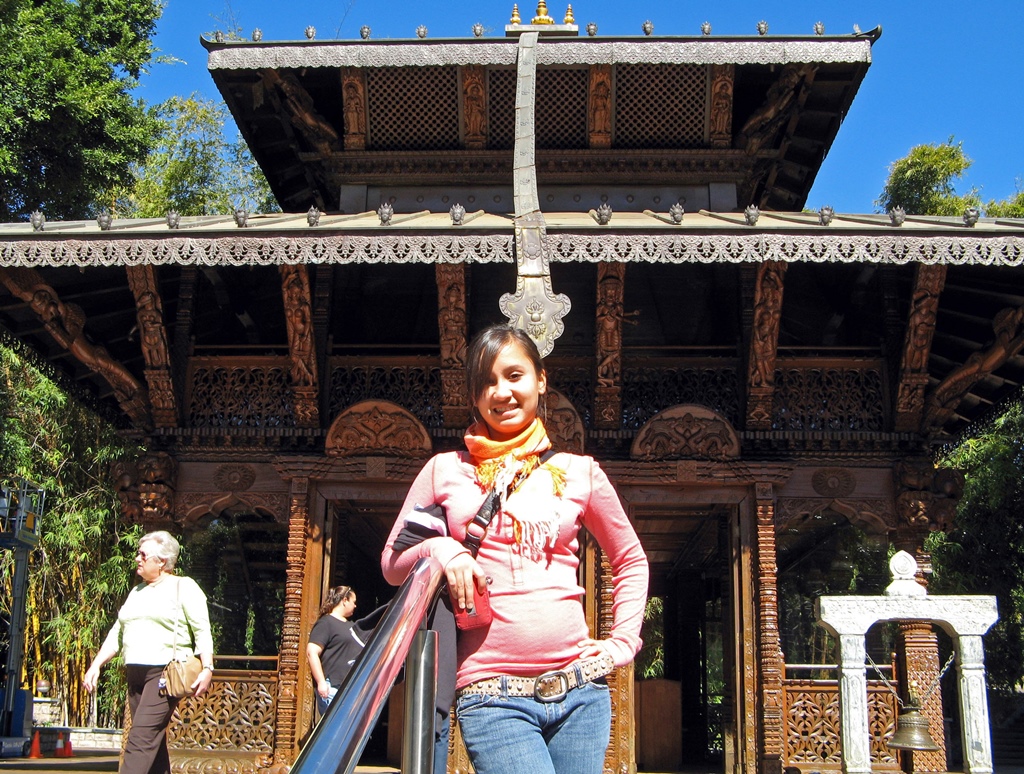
top-left (444, 551), bottom-right (487, 611)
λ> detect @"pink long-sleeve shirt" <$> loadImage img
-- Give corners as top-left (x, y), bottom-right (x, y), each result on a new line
top-left (381, 450), bottom-right (649, 689)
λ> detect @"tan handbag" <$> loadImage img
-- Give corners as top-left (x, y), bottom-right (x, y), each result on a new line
top-left (161, 578), bottom-right (202, 699)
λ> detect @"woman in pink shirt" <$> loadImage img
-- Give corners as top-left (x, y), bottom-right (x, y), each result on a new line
top-left (382, 324), bottom-right (648, 774)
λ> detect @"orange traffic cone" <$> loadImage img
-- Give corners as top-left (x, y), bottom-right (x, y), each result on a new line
top-left (27, 731), bottom-right (42, 759)
top-left (55, 732), bottom-right (65, 758)
top-left (63, 735), bottom-right (73, 758)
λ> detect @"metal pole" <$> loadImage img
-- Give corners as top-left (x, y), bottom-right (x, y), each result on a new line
top-left (402, 628), bottom-right (438, 774)
top-left (288, 557), bottom-right (444, 774)
top-left (2, 544), bottom-right (30, 737)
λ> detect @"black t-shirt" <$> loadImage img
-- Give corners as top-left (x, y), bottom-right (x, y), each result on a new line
top-left (308, 615), bottom-right (360, 687)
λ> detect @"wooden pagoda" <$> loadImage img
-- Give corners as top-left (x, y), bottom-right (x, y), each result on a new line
top-left (2, 8), bottom-right (1023, 774)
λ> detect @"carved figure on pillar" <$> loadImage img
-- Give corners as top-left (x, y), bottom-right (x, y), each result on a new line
top-left (137, 452), bottom-right (178, 524)
top-left (280, 265), bottom-right (320, 427)
top-left (588, 64), bottom-right (612, 148)
top-left (595, 264), bottom-right (637, 429)
top-left (127, 265), bottom-right (179, 427)
top-left (747, 261), bottom-right (787, 430)
top-left (894, 265), bottom-right (946, 432)
top-left (709, 64), bottom-right (734, 148)
top-left (924, 303), bottom-right (1024, 431)
top-left (437, 264), bottom-right (471, 428)
top-left (893, 459), bottom-right (964, 534)
top-left (463, 66), bottom-right (487, 149)
top-left (341, 69), bottom-right (367, 150)
top-left (755, 483), bottom-right (784, 774)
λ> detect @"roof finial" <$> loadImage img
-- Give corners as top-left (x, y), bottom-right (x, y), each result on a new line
top-left (563, 4), bottom-right (574, 24)
top-left (532, 0), bottom-right (554, 24)
top-left (510, 4), bottom-right (521, 24)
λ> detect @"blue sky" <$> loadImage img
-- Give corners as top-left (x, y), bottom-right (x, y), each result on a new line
top-left (138, 0), bottom-right (1024, 214)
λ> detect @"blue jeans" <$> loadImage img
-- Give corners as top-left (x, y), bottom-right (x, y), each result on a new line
top-left (315, 680), bottom-right (338, 716)
top-left (455, 680), bottom-right (611, 774)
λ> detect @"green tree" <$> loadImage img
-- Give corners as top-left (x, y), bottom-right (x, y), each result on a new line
top-left (876, 138), bottom-right (980, 216)
top-left (0, 0), bottom-right (163, 221)
top-left (107, 94), bottom-right (278, 217)
top-left (986, 186), bottom-right (1024, 218)
top-left (0, 344), bottom-right (142, 726)
top-left (932, 400), bottom-right (1024, 693)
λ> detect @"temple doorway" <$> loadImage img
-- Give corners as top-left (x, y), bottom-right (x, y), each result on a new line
top-left (635, 506), bottom-right (734, 773)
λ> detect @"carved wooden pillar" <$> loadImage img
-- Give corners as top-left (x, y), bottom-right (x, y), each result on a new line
top-left (280, 265), bottom-right (320, 427)
top-left (437, 264), bottom-right (470, 428)
top-left (595, 262), bottom-right (630, 429)
top-left (709, 64), bottom-right (734, 148)
top-left (755, 482), bottom-right (784, 774)
top-left (126, 265), bottom-right (179, 427)
top-left (894, 264), bottom-right (946, 432)
top-left (461, 66), bottom-right (487, 149)
top-left (588, 64), bottom-right (612, 149)
top-left (341, 67), bottom-right (368, 150)
top-left (599, 551), bottom-right (636, 774)
top-left (272, 472), bottom-right (312, 765)
top-left (746, 261), bottom-right (787, 430)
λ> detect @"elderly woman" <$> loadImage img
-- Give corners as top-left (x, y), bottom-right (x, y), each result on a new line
top-left (84, 531), bottom-right (213, 774)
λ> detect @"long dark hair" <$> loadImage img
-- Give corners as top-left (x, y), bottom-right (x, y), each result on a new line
top-left (319, 585), bottom-right (354, 618)
top-left (465, 325), bottom-right (545, 415)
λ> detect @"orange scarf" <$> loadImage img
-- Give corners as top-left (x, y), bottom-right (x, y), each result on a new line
top-left (464, 420), bottom-right (566, 555)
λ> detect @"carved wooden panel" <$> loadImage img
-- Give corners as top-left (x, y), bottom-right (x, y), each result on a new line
top-left (328, 362), bottom-right (443, 428)
top-left (757, 496), bottom-right (784, 773)
top-left (168, 668), bottom-right (277, 774)
top-left (189, 358), bottom-right (296, 428)
top-left (773, 366), bottom-right (884, 431)
top-left (437, 264), bottom-right (470, 428)
top-left (588, 64), bottom-right (612, 149)
top-left (622, 365), bottom-right (740, 431)
top-left (325, 400), bottom-right (432, 458)
top-left (341, 68), bottom-right (367, 150)
top-left (461, 65), bottom-right (487, 149)
top-left (546, 388), bottom-right (584, 454)
top-left (709, 64), bottom-right (734, 148)
top-left (631, 404), bottom-right (740, 460)
top-left (782, 679), bottom-right (899, 772)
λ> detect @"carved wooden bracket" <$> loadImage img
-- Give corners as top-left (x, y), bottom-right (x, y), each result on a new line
top-left (113, 452), bottom-right (178, 525)
top-left (0, 266), bottom-right (151, 428)
top-left (923, 302), bottom-right (1024, 432)
top-left (262, 69), bottom-right (342, 156)
top-left (341, 68), bottom-right (368, 151)
top-left (894, 264), bottom-right (946, 432)
top-left (746, 260), bottom-right (787, 430)
top-left (630, 403), bottom-right (740, 460)
top-left (325, 400), bottom-right (432, 457)
top-left (126, 265), bottom-right (178, 427)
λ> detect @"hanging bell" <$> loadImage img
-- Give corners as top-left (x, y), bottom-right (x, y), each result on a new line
top-left (888, 705), bottom-right (941, 751)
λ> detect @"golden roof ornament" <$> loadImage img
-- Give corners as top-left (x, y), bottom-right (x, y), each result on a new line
top-left (532, 0), bottom-right (554, 24)
top-left (510, 4), bottom-right (521, 24)
top-left (563, 4), bottom-right (574, 24)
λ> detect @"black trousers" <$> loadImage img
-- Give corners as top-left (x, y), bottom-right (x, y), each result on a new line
top-left (123, 665), bottom-right (179, 774)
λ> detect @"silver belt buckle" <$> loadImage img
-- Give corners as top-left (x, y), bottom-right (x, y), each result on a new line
top-left (534, 670), bottom-right (570, 703)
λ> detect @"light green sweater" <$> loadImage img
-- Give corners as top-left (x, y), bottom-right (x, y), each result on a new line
top-left (101, 575), bottom-right (214, 666)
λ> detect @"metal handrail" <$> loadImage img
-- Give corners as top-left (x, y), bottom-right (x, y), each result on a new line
top-left (290, 556), bottom-right (445, 774)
